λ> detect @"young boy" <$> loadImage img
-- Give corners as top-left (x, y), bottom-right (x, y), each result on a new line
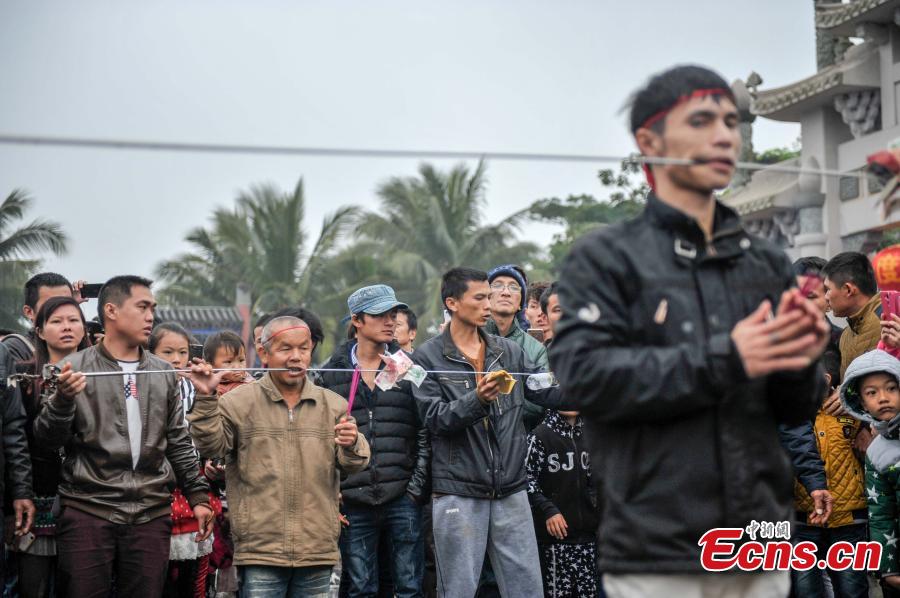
top-left (203, 331), bottom-right (253, 396)
top-left (841, 349), bottom-right (900, 594)
top-left (526, 409), bottom-right (601, 598)
top-left (784, 349), bottom-right (867, 597)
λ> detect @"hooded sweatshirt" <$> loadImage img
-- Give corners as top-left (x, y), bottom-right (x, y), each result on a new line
top-left (840, 349), bottom-right (900, 577)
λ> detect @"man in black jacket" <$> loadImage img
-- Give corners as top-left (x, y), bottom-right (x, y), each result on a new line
top-left (413, 267), bottom-right (550, 598)
top-left (320, 284), bottom-right (429, 598)
top-left (550, 65), bottom-right (829, 597)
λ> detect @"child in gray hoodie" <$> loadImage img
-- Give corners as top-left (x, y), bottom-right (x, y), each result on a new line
top-left (841, 349), bottom-right (900, 593)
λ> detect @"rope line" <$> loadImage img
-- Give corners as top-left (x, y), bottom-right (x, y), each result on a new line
top-left (5, 365), bottom-right (550, 387)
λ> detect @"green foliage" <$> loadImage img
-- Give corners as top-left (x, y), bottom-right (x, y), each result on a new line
top-left (154, 160), bottom-right (650, 347)
top-left (355, 160), bottom-right (541, 332)
top-left (154, 178), bottom-right (359, 356)
top-left (528, 160), bottom-right (647, 272)
top-left (755, 146), bottom-right (800, 165)
top-left (0, 190), bottom-right (69, 331)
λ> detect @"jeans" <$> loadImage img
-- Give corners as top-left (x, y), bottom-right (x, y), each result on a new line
top-left (340, 494), bottom-right (424, 598)
top-left (790, 523), bottom-right (868, 598)
top-left (240, 565), bottom-right (332, 598)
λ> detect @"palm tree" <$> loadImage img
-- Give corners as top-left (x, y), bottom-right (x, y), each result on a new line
top-left (0, 190), bottom-right (69, 331)
top-left (155, 177), bottom-right (358, 318)
top-left (356, 161), bottom-right (541, 330)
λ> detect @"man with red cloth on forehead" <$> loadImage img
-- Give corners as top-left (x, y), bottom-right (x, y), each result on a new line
top-left (549, 65), bottom-right (830, 597)
top-left (187, 315), bottom-right (371, 596)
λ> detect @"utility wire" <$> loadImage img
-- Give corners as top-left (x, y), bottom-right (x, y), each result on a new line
top-left (0, 133), bottom-right (858, 178)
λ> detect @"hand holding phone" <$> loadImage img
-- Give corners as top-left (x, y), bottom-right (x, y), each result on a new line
top-left (78, 283), bottom-right (103, 300)
top-left (883, 290), bottom-right (900, 322)
top-left (16, 532), bottom-right (36, 552)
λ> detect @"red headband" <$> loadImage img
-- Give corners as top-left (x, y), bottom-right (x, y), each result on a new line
top-left (637, 87), bottom-right (731, 191)
top-left (261, 324), bottom-right (311, 346)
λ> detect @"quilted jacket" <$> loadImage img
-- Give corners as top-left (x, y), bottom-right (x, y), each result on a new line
top-left (792, 409), bottom-right (866, 527)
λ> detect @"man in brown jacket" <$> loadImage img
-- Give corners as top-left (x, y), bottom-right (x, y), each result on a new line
top-left (188, 315), bottom-right (370, 597)
top-left (824, 252), bottom-right (882, 461)
top-left (824, 252), bottom-right (882, 378)
top-left (35, 275), bottom-right (212, 598)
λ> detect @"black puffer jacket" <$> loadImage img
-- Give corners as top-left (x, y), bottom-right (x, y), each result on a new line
top-left (412, 327), bottom-right (550, 498)
top-left (550, 194), bottom-right (824, 574)
top-left (319, 340), bottom-right (430, 506)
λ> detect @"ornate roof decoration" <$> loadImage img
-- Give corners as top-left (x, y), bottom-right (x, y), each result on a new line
top-left (816, 0), bottom-right (897, 33)
top-left (752, 43), bottom-right (879, 122)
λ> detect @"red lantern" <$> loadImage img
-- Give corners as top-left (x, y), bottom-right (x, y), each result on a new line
top-left (873, 244), bottom-right (900, 291)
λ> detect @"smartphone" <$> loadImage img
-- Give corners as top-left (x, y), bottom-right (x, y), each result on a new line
top-left (16, 531), bottom-right (36, 552)
top-left (79, 283), bottom-right (103, 299)
top-left (189, 344), bottom-right (204, 361)
top-left (883, 290), bottom-right (900, 321)
top-left (526, 328), bottom-right (545, 343)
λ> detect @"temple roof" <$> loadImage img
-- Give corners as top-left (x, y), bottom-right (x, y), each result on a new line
top-left (816, 0), bottom-right (898, 36)
top-left (752, 43), bottom-right (879, 121)
top-left (723, 160), bottom-right (803, 216)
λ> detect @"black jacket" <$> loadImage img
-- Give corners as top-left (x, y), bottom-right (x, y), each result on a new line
top-left (0, 342), bottom-right (34, 502)
top-left (526, 411), bottom-right (600, 545)
top-left (412, 327), bottom-right (548, 498)
top-left (2, 333), bottom-right (64, 498)
top-left (319, 340), bottom-right (430, 506)
top-left (549, 194), bottom-right (824, 574)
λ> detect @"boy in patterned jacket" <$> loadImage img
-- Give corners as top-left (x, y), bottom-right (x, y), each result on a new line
top-left (841, 349), bottom-right (900, 594)
top-left (526, 409), bottom-right (601, 598)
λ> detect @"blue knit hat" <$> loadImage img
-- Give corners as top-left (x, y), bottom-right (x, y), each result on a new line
top-left (487, 265), bottom-right (529, 328)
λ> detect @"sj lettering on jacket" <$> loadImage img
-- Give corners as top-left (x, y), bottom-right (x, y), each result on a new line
top-left (546, 451), bottom-right (591, 473)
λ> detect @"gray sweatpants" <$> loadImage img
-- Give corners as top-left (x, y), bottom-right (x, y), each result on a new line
top-left (432, 490), bottom-right (543, 598)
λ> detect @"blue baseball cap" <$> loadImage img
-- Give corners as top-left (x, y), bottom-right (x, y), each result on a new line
top-left (347, 284), bottom-right (408, 318)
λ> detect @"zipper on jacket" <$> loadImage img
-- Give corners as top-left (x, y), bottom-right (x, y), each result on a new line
top-left (288, 408), bottom-right (294, 423)
top-left (368, 407), bottom-right (378, 485)
top-left (447, 351), bottom-right (502, 494)
top-left (706, 226), bottom-right (742, 258)
top-left (572, 433), bottom-right (583, 534)
top-left (486, 354), bottom-right (503, 415)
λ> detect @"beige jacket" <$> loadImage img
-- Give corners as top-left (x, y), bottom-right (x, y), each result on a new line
top-left (188, 374), bottom-right (370, 567)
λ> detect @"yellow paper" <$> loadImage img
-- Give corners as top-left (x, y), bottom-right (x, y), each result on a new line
top-left (486, 370), bottom-right (517, 394)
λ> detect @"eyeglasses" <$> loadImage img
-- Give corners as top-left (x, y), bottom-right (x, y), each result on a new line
top-left (490, 282), bottom-right (521, 293)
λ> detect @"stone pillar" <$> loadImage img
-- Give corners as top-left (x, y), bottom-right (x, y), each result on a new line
top-left (800, 107), bottom-right (854, 257)
top-left (794, 206), bottom-right (828, 257)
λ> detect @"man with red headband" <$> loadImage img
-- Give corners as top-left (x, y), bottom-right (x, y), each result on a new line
top-left (550, 65), bottom-right (829, 597)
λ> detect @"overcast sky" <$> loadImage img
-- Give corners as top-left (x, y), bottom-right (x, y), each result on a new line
top-left (0, 1), bottom-right (814, 299)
